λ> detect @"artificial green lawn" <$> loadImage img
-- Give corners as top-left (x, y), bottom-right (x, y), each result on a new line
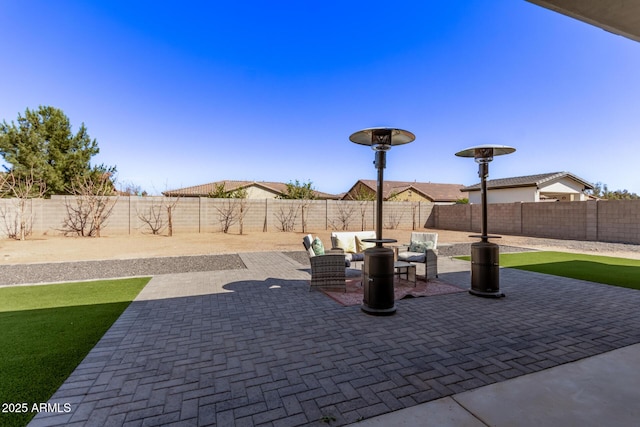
top-left (0, 277), bottom-right (150, 427)
top-left (458, 251), bottom-right (640, 290)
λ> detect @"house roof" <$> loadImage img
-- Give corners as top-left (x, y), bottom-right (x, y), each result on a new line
top-left (163, 180), bottom-right (339, 199)
top-left (346, 180), bottom-right (468, 202)
top-left (526, 0), bottom-right (640, 43)
top-left (461, 172), bottom-right (594, 192)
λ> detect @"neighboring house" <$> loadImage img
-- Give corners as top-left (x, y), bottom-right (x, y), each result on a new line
top-left (163, 180), bottom-right (339, 199)
top-left (342, 180), bottom-right (468, 204)
top-left (461, 172), bottom-right (594, 204)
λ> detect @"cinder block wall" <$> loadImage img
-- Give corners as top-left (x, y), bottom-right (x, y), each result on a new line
top-left (522, 201), bottom-right (587, 240)
top-left (434, 200), bottom-right (640, 244)
top-left (488, 203), bottom-right (522, 236)
top-left (5, 197), bottom-right (640, 245)
top-left (597, 200), bottom-right (640, 244)
top-left (434, 204), bottom-right (472, 231)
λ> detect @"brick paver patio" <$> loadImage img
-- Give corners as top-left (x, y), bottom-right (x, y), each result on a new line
top-left (30, 252), bottom-right (640, 426)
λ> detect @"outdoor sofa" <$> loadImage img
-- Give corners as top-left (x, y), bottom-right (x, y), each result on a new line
top-left (330, 231), bottom-right (377, 263)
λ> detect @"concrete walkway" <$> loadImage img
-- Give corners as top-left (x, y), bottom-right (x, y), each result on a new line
top-left (348, 343), bottom-right (640, 426)
top-left (29, 254), bottom-right (640, 426)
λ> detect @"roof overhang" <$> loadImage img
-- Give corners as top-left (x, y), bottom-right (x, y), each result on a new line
top-left (463, 183), bottom-right (538, 192)
top-left (526, 0), bottom-right (640, 43)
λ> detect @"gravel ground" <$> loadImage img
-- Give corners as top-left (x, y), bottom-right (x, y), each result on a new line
top-left (437, 243), bottom-right (535, 257)
top-left (0, 254), bottom-right (245, 286)
top-left (512, 237), bottom-right (640, 255)
top-left (283, 251), bottom-right (311, 266)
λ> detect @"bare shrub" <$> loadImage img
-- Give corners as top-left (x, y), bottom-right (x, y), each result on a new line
top-left (384, 209), bottom-right (403, 230)
top-left (0, 170), bottom-right (46, 240)
top-left (60, 175), bottom-right (117, 237)
top-left (165, 197), bottom-right (180, 236)
top-left (278, 180), bottom-right (314, 233)
top-left (274, 204), bottom-right (299, 232)
top-left (216, 199), bottom-right (240, 233)
top-left (213, 188), bottom-right (248, 234)
top-left (237, 197), bottom-right (248, 235)
top-left (137, 199), bottom-right (166, 235)
top-left (329, 203), bottom-right (356, 231)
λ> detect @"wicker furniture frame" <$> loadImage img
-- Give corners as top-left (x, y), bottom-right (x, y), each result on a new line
top-left (308, 250), bottom-right (347, 291)
top-left (303, 235), bottom-right (347, 292)
top-left (395, 232), bottom-right (439, 279)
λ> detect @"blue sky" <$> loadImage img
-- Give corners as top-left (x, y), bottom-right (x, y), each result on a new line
top-left (2, 1), bottom-right (639, 195)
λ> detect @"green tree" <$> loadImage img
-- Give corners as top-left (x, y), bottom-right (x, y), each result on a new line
top-left (276, 180), bottom-right (315, 233)
top-left (0, 106), bottom-right (115, 196)
top-left (279, 180), bottom-right (316, 200)
top-left (588, 182), bottom-right (640, 200)
top-left (351, 185), bottom-right (375, 231)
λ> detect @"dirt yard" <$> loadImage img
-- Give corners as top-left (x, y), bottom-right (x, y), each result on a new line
top-left (2, 228), bottom-right (640, 265)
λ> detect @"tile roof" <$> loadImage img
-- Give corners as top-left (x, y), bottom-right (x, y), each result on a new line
top-left (461, 172), bottom-right (594, 191)
top-left (352, 180), bottom-right (467, 202)
top-left (163, 180), bottom-right (339, 199)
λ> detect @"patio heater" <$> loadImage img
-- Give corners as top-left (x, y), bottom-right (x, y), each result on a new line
top-left (350, 127), bottom-right (415, 315)
top-left (455, 144), bottom-right (515, 298)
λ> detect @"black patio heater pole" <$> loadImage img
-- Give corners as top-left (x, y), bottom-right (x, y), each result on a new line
top-left (375, 149), bottom-right (385, 243)
top-left (455, 145), bottom-right (515, 298)
top-left (350, 128), bottom-right (415, 315)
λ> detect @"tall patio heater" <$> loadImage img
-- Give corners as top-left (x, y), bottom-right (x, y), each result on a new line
top-left (350, 128), bottom-right (415, 315)
top-left (455, 144), bottom-right (515, 298)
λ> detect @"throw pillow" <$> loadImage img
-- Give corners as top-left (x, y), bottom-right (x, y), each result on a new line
top-left (356, 235), bottom-right (376, 253)
top-left (409, 240), bottom-right (434, 253)
top-left (334, 235), bottom-right (356, 253)
top-left (311, 237), bottom-right (325, 256)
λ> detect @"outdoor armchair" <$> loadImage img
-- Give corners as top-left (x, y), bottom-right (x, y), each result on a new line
top-left (395, 232), bottom-right (439, 279)
top-left (303, 234), bottom-right (348, 291)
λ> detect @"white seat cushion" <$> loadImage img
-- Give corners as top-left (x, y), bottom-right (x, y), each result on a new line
top-left (397, 251), bottom-right (425, 262)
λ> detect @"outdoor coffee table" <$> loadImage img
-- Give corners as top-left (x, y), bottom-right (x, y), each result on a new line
top-left (394, 261), bottom-right (416, 286)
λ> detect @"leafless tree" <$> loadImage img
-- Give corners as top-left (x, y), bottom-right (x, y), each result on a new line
top-left (277, 180), bottom-right (314, 233)
top-left (274, 203), bottom-right (299, 232)
top-left (60, 174), bottom-right (117, 237)
top-left (213, 188), bottom-right (248, 234)
top-left (216, 198), bottom-right (240, 233)
top-left (384, 208), bottom-right (403, 230)
top-left (137, 198), bottom-right (166, 235)
top-left (165, 196), bottom-right (180, 236)
top-left (0, 170), bottom-right (47, 240)
top-left (329, 202), bottom-right (356, 231)
top-left (237, 196), bottom-right (249, 235)
top-left (299, 199), bottom-right (312, 233)
top-left (118, 180), bottom-right (148, 196)
top-left (351, 187), bottom-right (375, 231)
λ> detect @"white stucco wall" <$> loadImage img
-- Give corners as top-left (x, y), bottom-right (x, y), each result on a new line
top-left (541, 177), bottom-right (584, 193)
top-left (468, 177), bottom-right (589, 204)
top-left (539, 178), bottom-right (588, 201)
top-left (468, 187), bottom-right (537, 204)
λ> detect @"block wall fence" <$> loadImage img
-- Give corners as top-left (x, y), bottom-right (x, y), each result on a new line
top-left (2, 197), bottom-right (640, 245)
top-left (0, 197), bottom-right (435, 237)
top-left (433, 200), bottom-right (640, 244)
